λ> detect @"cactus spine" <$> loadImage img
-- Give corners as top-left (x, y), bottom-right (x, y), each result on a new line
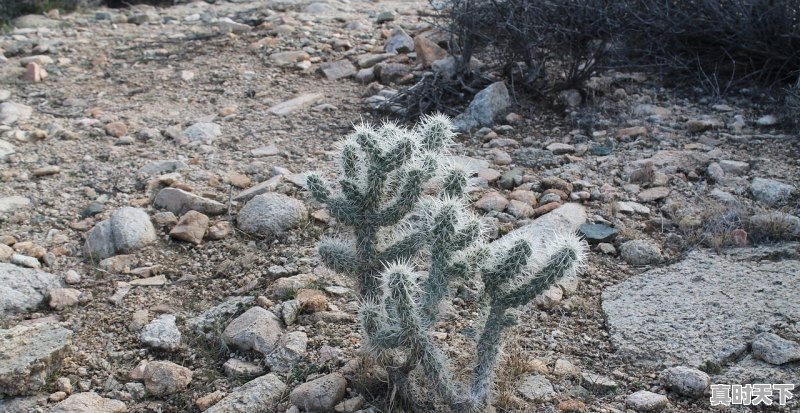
top-left (308, 114), bottom-right (587, 412)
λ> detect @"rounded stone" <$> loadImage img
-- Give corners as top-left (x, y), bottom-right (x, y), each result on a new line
top-left (237, 193), bottom-right (307, 236)
top-left (620, 240), bottom-right (662, 265)
top-left (110, 207), bottom-right (157, 253)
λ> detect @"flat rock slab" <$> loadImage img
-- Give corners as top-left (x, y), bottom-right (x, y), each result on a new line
top-left (0, 321), bottom-right (73, 396)
top-left (0, 263), bottom-right (63, 315)
top-left (49, 391), bottom-right (127, 413)
top-left (268, 93), bottom-right (323, 116)
top-left (602, 246), bottom-right (800, 376)
top-left (154, 188), bottom-right (226, 216)
top-left (494, 203), bottom-right (586, 252)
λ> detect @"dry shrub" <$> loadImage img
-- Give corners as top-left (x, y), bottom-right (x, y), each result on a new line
top-left (410, 0), bottom-right (800, 115)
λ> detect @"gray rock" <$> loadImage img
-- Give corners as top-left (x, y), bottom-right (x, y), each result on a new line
top-left (750, 177), bottom-right (795, 206)
top-left (0, 140), bottom-right (15, 161)
top-left (265, 331), bottom-right (308, 373)
top-left (223, 358), bottom-right (265, 377)
top-left (453, 82), bottom-right (510, 131)
top-left (139, 314), bottom-right (181, 350)
top-left (516, 374), bottom-right (555, 402)
top-left (125, 382), bottom-right (146, 400)
top-left (0, 102), bottom-right (32, 126)
top-left (626, 390), bottom-right (669, 412)
top-left (282, 299), bottom-right (302, 326)
top-left (0, 195), bottom-right (31, 214)
top-left (579, 223), bottom-right (618, 243)
top-left (237, 193), bottom-right (307, 236)
top-left (178, 122), bottom-right (221, 145)
top-left (10, 254), bottom-right (39, 269)
top-left (234, 175), bottom-right (284, 202)
top-left (496, 203), bottom-right (586, 253)
top-left (581, 372), bottom-right (618, 394)
top-left (268, 93), bottom-right (324, 116)
top-left (602, 248), bottom-right (800, 369)
top-left (0, 263), bottom-right (62, 315)
top-left (154, 187), bottom-right (226, 216)
top-left (0, 396), bottom-right (42, 413)
top-left (659, 366), bottom-right (709, 398)
top-left (205, 373), bottom-right (286, 413)
top-left (320, 60), bottom-right (357, 80)
top-left (376, 11), bottom-right (395, 23)
top-left (49, 391), bottom-right (127, 413)
top-left (718, 160), bottom-right (749, 175)
top-left (187, 296), bottom-right (255, 338)
top-left (0, 322), bottom-right (73, 396)
top-left (751, 332), bottom-right (800, 365)
top-left (638, 187), bottom-right (670, 202)
top-left (222, 307), bottom-right (283, 354)
top-left (214, 17), bottom-right (251, 33)
top-left (84, 221), bottom-right (116, 260)
top-left (707, 162), bottom-right (725, 183)
top-left (620, 240), bottom-right (662, 265)
top-left (136, 160), bottom-right (187, 176)
top-left (12, 14), bottom-right (64, 28)
top-left (290, 373), bottom-right (347, 412)
top-left (143, 360), bottom-right (192, 397)
top-left (384, 27), bottom-right (414, 53)
top-left (84, 208), bottom-right (156, 260)
top-left (756, 114), bottom-right (778, 126)
top-left (110, 207), bottom-right (157, 253)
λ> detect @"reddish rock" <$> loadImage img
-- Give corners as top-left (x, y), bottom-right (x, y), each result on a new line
top-left (532, 202), bottom-right (560, 217)
top-left (414, 35), bottom-right (448, 67)
top-left (105, 121), bottom-right (128, 138)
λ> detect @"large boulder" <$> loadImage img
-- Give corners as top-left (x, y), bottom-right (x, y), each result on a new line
top-left (0, 263), bottom-right (63, 315)
top-left (0, 321), bottom-right (73, 396)
top-left (237, 193), bottom-right (307, 236)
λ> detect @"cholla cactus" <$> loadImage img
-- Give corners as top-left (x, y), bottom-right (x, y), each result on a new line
top-left (307, 114), bottom-right (587, 412)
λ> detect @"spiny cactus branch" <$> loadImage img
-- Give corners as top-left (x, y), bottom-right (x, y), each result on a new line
top-left (309, 115), bottom-right (587, 412)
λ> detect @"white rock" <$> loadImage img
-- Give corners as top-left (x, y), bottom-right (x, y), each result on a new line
top-left (0, 196), bottom-right (31, 214)
top-left (626, 390), bottom-right (669, 412)
top-left (139, 314), bottom-right (181, 350)
top-left (0, 102), bottom-right (33, 125)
